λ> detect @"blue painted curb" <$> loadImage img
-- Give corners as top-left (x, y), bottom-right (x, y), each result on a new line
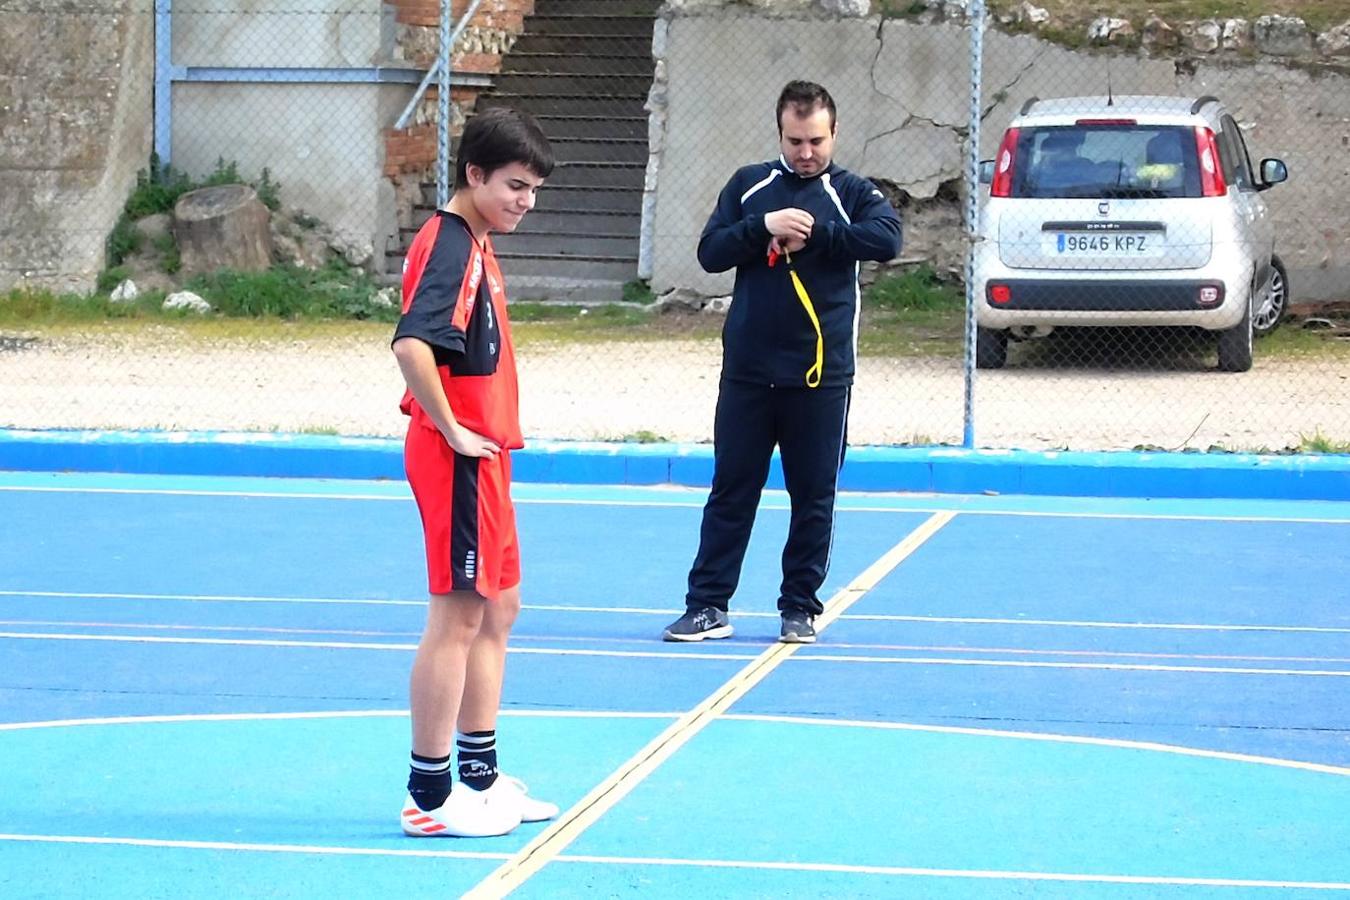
top-left (2, 429), bottom-right (1349, 501)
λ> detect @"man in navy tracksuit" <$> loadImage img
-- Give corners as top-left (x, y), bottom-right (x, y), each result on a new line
top-left (663, 81), bottom-right (902, 644)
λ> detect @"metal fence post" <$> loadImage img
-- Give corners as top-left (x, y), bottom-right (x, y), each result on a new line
top-left (962, 0), bottom-right (987, 449)
top-left (437, 0), bottom-right (452, 208)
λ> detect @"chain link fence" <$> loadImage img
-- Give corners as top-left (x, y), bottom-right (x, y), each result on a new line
top-left (2, 0), bottom-right (1348, 452)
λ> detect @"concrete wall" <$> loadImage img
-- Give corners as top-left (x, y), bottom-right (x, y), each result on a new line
top-left (0, 1), bottom-right (153, 293)
top-left (172, 0), bottom-right (398, 68)
top-left (171, 82), bottom-right (405, 259)
top-left (649, 11), bottom-right (1350, 301)
top-left (170, 1), bottom-right (410, 262)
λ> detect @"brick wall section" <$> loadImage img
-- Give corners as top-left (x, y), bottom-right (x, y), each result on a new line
top-left (383, 87), bottom-right (483, 177)
top-left (388, 0), bottom-right (533, 32)
top-left (382, 0), bottom-right (535, 177)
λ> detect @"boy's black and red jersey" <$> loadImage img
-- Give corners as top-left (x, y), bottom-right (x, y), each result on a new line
top-left (393, 211), bottom-right (523, 449)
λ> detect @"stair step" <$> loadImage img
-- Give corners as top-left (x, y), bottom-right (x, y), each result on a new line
top-left (536, 185), bottom-right (643, 213)
top-left (400, 221), bottom-right (636, 241)
top-left (409, 209), bottom-right (640, 232)
top-left (495, 232), bottom-right (639, 257)
top-left (548, 162), bottom-right (645, 189)
top-left (533, 115), bottom-right (648, 139)
top-left (524, 16), bottom-right (655, 37)
top-left (507, 274), bottom-right (629, 303)
top-left (495, 252), bottom-right (639, 282)
top-left (492, 73), bottom-right (652, 98)
top-left (416, 183), bottom-right (643, 212)
top-left (503, 53), bottom-right (654, 76)
top-left (517, 210), bottom-right (642, 232)
top-left (533, 0), bottom-right (662, 15)
top-left (511, 34), bottom-right (653, 55)
top-left (547, 138), bottom-right (648, 164)
top-left (477, 94), bottom-right (646, 118)
top-left (382, 250), bottom-right (638, 284)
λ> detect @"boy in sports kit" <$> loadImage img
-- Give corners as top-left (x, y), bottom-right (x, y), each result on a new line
top-left (391, 108), bottom-right (558, 838)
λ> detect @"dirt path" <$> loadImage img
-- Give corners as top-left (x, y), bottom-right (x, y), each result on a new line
top-left (2, 329), bottom-right (1348, 451)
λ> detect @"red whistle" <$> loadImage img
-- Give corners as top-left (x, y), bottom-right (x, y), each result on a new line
top-left (767, 247), bottom-right (780, 268)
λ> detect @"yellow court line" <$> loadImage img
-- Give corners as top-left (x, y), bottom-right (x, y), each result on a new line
top-left (462, 510), bottom-right (957, 899)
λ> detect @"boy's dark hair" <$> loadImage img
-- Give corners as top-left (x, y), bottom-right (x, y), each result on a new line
top-left (453, 107), bottom-right (555, 190)
top-left (775, 80), bottom-right (837, 133)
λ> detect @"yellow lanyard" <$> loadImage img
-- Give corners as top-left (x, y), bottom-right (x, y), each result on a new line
top-left (784, 250), bottom-right (823, 388)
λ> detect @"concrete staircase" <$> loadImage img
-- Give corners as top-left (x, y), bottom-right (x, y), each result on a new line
top-left (391, 0), bottom-right (659, 301)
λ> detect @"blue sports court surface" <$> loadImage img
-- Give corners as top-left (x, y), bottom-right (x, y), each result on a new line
top-left (2, 470), bottom-right (1349, 898)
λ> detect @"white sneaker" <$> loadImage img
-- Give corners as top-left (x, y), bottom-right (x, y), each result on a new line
top-left (485, 775), bottom-right (560, 823)
top-left (399, 786), bottom-right (522, 838)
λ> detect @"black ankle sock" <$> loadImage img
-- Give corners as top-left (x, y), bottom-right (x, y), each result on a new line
top-left (408, 751), bottom-right (452, 811)
top-left (457, 730), bottom-right (499, 791)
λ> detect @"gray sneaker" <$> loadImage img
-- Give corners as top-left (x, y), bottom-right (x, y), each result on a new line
top-left (662, 606), bottom-right (733, 642)
top-left (779, 610), bottom-right (816, 644)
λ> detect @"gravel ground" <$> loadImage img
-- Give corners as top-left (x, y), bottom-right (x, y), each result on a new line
top-left (3, 327), bottom-right (1349, 451)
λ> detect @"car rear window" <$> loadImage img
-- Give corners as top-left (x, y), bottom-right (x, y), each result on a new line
top-left (1011, 125), bottom-right (1203, 200)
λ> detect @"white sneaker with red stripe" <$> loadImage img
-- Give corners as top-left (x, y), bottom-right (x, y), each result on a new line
top-left (399, 785), bottom-right (521, 838)
top-left (485, 775), bottom-right (560, 823)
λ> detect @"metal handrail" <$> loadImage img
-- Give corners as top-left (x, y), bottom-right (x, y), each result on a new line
top-left (393, 0), bottom-right (486, 131)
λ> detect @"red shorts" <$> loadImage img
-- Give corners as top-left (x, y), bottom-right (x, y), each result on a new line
top-left (404, 421), bottom-right (520, 600)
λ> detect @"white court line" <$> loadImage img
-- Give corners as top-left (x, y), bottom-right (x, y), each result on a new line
top-left (0, 832), bottom-right (508, 861)
top-left (553, 854), bottom-right (1350, 890)
top-left (3, 631), bottom-right (1347, 676)
top-left (0, 589), bottom-right (427, 607)
top-left (0, 834), bottom-right (1345, 891)
top-left (6, 590), bottom-right (1349, 635)
top-left (0, 631), bottom-right (756, 661)
top-left (0, 620), bottom-right (422, 639)
top-left (843, 613), bottom-right (1350, 635)
top-left (794, 654), bottom-right (1350, 677)
top-left (4, 483), bottom-right (1350, 524)
top-left (0, 709), bottom-right (1342, 776)
top-left (1, 709), bottom-right (1346, 888)
top-left (720, 714), bottom-right (1350, 777)
top-left (809, 643), bottom-right (1350, 665)
top-left (0, 709), bottom-right (678, 732)
top-left (5, 620), bottom-right (1346, 666)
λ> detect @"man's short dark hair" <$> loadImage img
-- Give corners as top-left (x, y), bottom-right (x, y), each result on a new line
top-left (453, 107), bottom-right (555, 190)
top-left (776, 81), bottom-right (837, 133)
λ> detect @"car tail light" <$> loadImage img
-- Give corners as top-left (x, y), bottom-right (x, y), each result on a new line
top-left (989, 284), bottom-right (1012, 305)
top-left (1075, 118), bottom-right (1137, 126)
top-left (990, 128), bottom-right (1019, 198)
top-left (1195, 127), bottom-right (1227, 197)
top-left (1197, 284), bottom-right (1223, 306)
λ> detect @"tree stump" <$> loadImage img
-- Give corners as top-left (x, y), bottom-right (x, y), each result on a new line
top-left (173, 184), bottom-right (274, 276)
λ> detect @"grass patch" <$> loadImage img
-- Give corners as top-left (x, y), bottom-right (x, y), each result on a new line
top-left (1298, 428), bottom-right (1350, 453)
top-left (3, 264), bottom-right (391, 325)
top-left (860, 267), bottom-right (966, 357)
top-left (622, 430), bottom-right (671, 443)
top-left (1258, 321), bottom-right (1350, 360)
top-left (184, 263), bottom-right (390, 321)
top-left (510, 303), bottom-right (722, 345)
top-left (0, 286), bottom-right (167, 323)
top-left (622, 279), bottom-right (656, 304)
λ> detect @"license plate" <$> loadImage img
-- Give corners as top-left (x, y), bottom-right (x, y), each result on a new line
top-left (1049, 232), bottom-right (1158, 255)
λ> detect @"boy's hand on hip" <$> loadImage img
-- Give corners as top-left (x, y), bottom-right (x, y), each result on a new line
top-left (442, 423), bottom-right (501, 458)
top-left (764, 208), bottom-right (813, 242)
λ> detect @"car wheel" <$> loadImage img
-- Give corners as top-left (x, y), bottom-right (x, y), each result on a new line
top-left (975, 327), bottom-right (1008, 369)
top-left (1216, 298), bottom-right (1253, 372)
top-left (1252, 255), bottom-right (1289, 338)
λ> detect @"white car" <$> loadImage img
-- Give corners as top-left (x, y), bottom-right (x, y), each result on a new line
top-left (974, 95), bottom-right (1289, 371)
